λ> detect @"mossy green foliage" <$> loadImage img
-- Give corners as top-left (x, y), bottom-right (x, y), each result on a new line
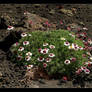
top-left (11, 30), bottom-right (88, 76)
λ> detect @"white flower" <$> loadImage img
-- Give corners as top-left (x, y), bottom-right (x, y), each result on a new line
top-left (61, 37), bottom-right (66, 40)
top-left (83, 27), bottom-right (88, 30)
top-left (26, 52), bottom-right (32, 56)
top-left (64, 42), bottom-right (70, 46)
top-left (68, 45), bottom-right (74, 49)
top-left (88, 39), bottom-right (92, 45)
top-left (17, 55), bottom-right (22, 61)
top-left (24, 11), bottom-right (28, 15)
top-left (49, 45), bottom-right (55, 49)
top-left (81, 66), bottom-right (87, 71)
top-left (72, 43), bottom-right (79, 50)
top-left (64, 60), bottom-right (70, 65)
top-left (72, 35), bottom-right (75, 38)
top-left (13, 42), bottom-right (19, 47)
top-left (84, 62), bottom-right (89, 65)
top-left (41, 49), bottom-right (49, 54)
top-left (23, 41), bottom-right (29, 45)
top-left (84, 69), bottom-right (90, 74)
top-left (25, 56), bottom-right (31, 61)
top-left (49, 53), bottom-right (55, 58)
top-left (43, 63), bottom-right (47, 68)
top-left (45, 58), bottom-right (51, 62)
top-left (27, 65), bottom-right (33, 70)
top-left (7, 26), bottom-right (14, 30)
top-left (88, 40), bottom-right (92, 45)
top-left (21, 33), bottom-right (27, 37)
top-left (18, 47), bottom-right (24, 51)
top-left (38, 48), bottom-right (42, 53)
top-left (74, 46), bottom-right (79, 50)
top-left (80, 33), bottom-right (84, 37)
top-left (68, 43), bottom-right (75, 49)
top-left (72, 43), bottom-right (78, 47)
top-left (85, 62), bottom-right (92, 65)
top-left (43, 43), bottom-right (48, 46)
top-left (90, 57), bottom-right (92, 60)
top-left (90, 56), bottom-right (92, 60)
top-left (69, 33), bottom-right (72, 36)
top-left (90, 62), bottom-right (92, 64)
top-left (79, 46), bottom-right (83, 50)
top-left (69, 33), bottom-right (75, 38)
top-left (24, 11), bottom-right (30, 15)
top-left (86, 52), bottom-right (91, 56)
top-left (83, 40), bottom-right (85, 42)
top-left (37, 57), bottom-right (44, 62)
top-left (28, 34), bottom-right (32, 36)
top-left (44, 48), bottom-right (49, 51)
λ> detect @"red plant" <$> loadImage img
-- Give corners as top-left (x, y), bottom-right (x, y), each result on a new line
top-left (60, 20), bottom-right (63, 25)
top-left (62, 76), bottom-right (68, 81)
top-left (88, 63), bottom-right (91, 67)
top-left (67, 26), bottom-right (71, 31)
top-left (29, 20), bottom-right (33, 24)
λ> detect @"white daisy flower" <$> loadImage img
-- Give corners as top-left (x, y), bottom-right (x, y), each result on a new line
top-left (88, 40), bottom-right (92, 45)
top-left (25, 56), bottom-right (31, 61)
top-left (72, 43), bottom-right (78, 47)
top-left (24, 11), bottom-right (27, 15)
top-left (68, 45), bottom-right (74, 49)
top-left (81, 66), bottom-right (87, 71)
top-left (79, 46), bottom-right (83, 50)
top-left (71, 34), bottom-right (75, 38)
top-left (28, 34), bottom-right (32, 36)
top-left (84, 62), bottom-right (89, 65)
top-left (74, 46), bottom-right (79, 50)
top-left (64, 42), bottom-right (70, 46)
top-left (64, 60), bottom-right (70, 65)
top-left (90, 57), bottom-right (92, 60)
top-left (69, 33), bottom-right (75, 38)
top-left (41, 49), bottom-right (49, 54)
top-left (24, 11), bottom-right (30, 15)
top-left (61, 37), bottom-right (66, 40)
top-left (49, 45), bottom-right (55, 49)
top-left (45, 58), bottom-right (51, 62)
top-left (23, 41), bottom-right (29, 45)
top-left (17, 55), bottom-right (22, 61)
top-left (83, 27), bottom-right (88, 30)
top-left (43, 43), bottom-right (48, 46)
top-left (84, 61), bottom-right (92, 65)
top-left (27, 65), bottom-right (34, 70)
top-left (18, 47), bottom-right (24, 51)
top-left (38, 48), bottom-right (42, 53)
top-left (86, 52), bottom-right (91, 56)
top-left (43, 63), bottom-right (47, 68)
top-left (37, 57), bottom-right (44, 62)
top-left (44, 48), bottom-right (49, 51)
top-left (7, 26), bottom-right (14, 31)
top-left (69, 33), bottom-right (72, 36)
top-left (13, 42), bottom-right (19, 47)
top-left (83, 40), bottom-right (86, 42)
top-left (26, 52), bottom-right (32, 56)
top-left (84, 69), bottom-right (90, 74)
top-left (21, 33), bottom-right (27, 37)
top-left (49, 53), bottom-right (55, 58)
top-left (90, 62), bottom-right (92, 64)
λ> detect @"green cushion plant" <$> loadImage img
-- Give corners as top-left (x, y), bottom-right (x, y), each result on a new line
top-left (10, 29), bottom-right (89, 77)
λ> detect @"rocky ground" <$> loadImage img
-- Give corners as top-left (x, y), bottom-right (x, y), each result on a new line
top-left (0, 4), bottom-right (92, 88)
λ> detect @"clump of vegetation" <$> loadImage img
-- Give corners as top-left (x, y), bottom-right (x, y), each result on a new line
top-left (10, 29), bottom-right (89, 77)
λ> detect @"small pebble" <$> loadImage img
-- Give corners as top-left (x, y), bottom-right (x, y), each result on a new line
top-left (38, 79), bottom-right (45, 84)
top-left (0, 72), bottom-right (2, 77)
